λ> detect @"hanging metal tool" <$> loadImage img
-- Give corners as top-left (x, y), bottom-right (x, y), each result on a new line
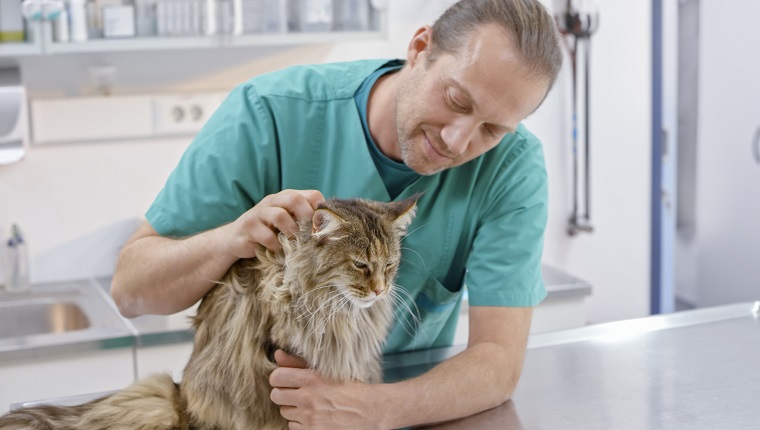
top-left (554, 0), bottom-right (600, 235)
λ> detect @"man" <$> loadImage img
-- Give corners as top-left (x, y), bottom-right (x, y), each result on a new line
top-left (112, 0), bottom-right (562, 427)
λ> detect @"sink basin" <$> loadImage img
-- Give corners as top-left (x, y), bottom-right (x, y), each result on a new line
top-left (0, 302), bottom-right (91, 338)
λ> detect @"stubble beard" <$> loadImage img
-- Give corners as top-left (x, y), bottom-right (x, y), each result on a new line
top-left (394, 86), bottom-right (447, 176)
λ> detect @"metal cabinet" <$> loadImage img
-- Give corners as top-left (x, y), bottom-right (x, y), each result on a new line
top-left (692, 0), bottom-right (760, 306)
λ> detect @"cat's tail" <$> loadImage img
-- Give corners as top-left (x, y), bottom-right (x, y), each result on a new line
top-left (0, 373), bottom-right (187, 430)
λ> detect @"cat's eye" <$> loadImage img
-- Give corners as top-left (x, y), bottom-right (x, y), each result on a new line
top-left (353, 260), bottom-right (368, 270)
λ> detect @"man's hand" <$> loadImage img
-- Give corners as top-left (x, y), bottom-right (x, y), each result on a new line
top-left (269, 350), bottom-right (385, 430)
top-left (224, 189), bottom-right (324, 259)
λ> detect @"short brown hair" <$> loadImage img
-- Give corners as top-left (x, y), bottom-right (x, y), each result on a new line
top-left (430, 0), bottom-right (563, 86)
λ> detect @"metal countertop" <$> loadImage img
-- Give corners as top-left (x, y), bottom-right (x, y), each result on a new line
top-left (384, 302), bottom-right (760, 430)
top-left (0, 265), bottom-right (590, 360)
top-left (16, 301), bottom-right (759, 429)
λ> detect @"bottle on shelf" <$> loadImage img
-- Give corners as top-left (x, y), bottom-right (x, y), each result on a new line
top-left (333, 0), bottom-right (368, 32)
top-left (264, 0), bottom-right (286, 33)
top-left (54, 5), bottom-right (70, 41)
top-left (69, 0), bottom-right (89, 41)
top-left (134, 0), bottom-right (157, 36)
top-left (289, 0), bottom-right (333, 33)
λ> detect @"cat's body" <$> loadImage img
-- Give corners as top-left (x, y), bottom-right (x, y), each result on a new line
top-left (0, 197), bottom-right (417, 430)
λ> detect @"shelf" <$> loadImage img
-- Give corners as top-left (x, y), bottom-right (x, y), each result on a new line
top-left (223, 30), bottom-right (384, 47)
top-left (47, 35), bottom-right (220, 54)
top-left (44, 30), bottom-right (384, 55)
top-left (0, 24), bottom-right (43, 59)
top-left (0, 6), bottom-right (387, 57)
top-left (0, 42), bottom-right (42, 57)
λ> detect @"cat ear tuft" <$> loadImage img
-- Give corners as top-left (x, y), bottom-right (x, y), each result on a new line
top-left (390, 192), bottom-right (423, 235)
top-left (312, 208), bottom-right (345, 240)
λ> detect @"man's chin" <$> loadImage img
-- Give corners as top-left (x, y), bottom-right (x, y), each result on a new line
top-left (406, 159), bottom-right (448, 176)
top-left (399, 140), bottom-right (451, 175)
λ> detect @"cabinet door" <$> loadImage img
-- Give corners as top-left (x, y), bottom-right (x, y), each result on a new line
top-left (696, 0), bottom-right (760, 306)
top-left (0, 349), bottom-right (134, 413)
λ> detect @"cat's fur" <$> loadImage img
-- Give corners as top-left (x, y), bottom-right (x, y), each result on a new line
top-left (0, 196), bottom-right (418, 430)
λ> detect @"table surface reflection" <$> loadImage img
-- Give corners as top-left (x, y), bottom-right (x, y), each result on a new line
top-left (384, 302), bottom-right (760, 430)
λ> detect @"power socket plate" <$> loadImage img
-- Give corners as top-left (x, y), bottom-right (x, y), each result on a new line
top-left (152, 93), bottom-right (226, 136)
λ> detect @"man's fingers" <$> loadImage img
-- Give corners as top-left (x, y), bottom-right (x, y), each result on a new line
top-left (274, 349), bottom-right (308, 368)
top-left (271, 189), bottom-right (325, 220)
top-left (268, 208), bottom-right (299, 238)
top-left (270, 367), bottom-right (310, 389)
top-left (278, 405), bottom-right (300, 421)
top-left (301, 189), bottom-right (326, 210)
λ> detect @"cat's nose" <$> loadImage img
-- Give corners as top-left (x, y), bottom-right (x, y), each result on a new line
top-left (372, 286), bottom-right (384, 296)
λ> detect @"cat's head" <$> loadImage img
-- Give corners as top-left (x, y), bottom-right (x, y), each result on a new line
top-left (288, 194), bottom-right (421, 309)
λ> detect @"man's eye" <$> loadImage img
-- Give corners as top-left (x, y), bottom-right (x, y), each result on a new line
top-left (446, 91), bottom-right (467, 111)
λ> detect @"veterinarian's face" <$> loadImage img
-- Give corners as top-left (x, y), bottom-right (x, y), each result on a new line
top-left (395, 24), bottom-right (549, 175)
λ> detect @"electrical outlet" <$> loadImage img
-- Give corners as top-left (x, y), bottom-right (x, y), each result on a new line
top-left (152, 93), bottom-right (225, 136)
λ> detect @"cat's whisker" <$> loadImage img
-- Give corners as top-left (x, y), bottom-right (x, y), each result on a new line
top-left (295, 287), bottom-right (341, 321)
top-left (388, 286), bottom-right (433, 345)
top-left (403, 221), bottom-right (430, 240)
top-left (400, 257), bottom-right (423, 272)
top-left (299, 284), bottom-right (336, 298)
top-left (306, 295), bottom-right (351, 342)
top-left (387, 289), bottom-right (420, 334)
top-left (296, 290), bottom-right (340, 327)
top-left (389, 290), bottom-right (422, 328)
top-left (390, 284), bottom-right (423, 323)
top-left (400, 247), bottom-right (426, 270)
top-left (388, 292), bottom-right (419, 338)
top-left (302, 292), bottom-right (345, 331)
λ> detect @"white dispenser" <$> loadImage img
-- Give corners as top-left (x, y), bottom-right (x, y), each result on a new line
top-left (2, 224), bottom-right (30, 292)
top-left (0, 68), bottom-right (29, 165)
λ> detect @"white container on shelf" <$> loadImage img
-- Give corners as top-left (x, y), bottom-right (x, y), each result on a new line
top-left (203, 0), bottom-right (216, 35)
top-left (333, 0), bottom-right (368, 31)
top-left (0, 0), bottom-right (25, 42)
top-left (290, 0), bottom-right (332, 32)
top-left (241, 0), bottom-right (264, 33)
top-left (134, 0), bottom-right (157, 36)
top-left (102, 5), bottom-right (136, 38)
top-left (232, 0), bottom-right (242, 34)
top-left (54, 7), bottom-right (70, 42)
top-left (68, 0), bottom-right (88, 41)
top-left (265, 0), bottom-right (286, 33)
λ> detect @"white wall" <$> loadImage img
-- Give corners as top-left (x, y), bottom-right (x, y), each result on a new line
top-left (532, 1), bottom-right (653, 323)
top-left (0, 139), bottom-right (189, 283)
top-left (0, 0), bottom-right (653, 323)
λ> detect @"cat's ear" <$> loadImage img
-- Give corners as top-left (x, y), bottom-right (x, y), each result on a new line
top-left (312, 208), bottom-right (346, 241)
top-left (389, 192), bottom-right (423, 235)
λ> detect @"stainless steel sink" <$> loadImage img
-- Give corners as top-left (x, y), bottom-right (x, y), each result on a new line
top-left (0, 281), bottom-right (134, 361)
top-left (0, 301), bottom-right (91, 338)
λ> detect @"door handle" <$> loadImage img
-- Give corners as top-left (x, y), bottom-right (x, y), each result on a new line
top-left (754, 127), bottom-right (760, 165)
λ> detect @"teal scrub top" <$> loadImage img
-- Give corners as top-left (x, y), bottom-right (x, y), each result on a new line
top-left (146, 59), bottom-right (548, 354)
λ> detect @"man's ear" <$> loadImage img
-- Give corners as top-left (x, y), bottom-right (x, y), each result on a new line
top-left (407, 25), bottom-right (433, 68)
top-left (312, 208), bottom-right (345, 240)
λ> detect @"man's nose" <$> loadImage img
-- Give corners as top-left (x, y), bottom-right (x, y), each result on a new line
top-left (440, 116), bottom-right (477, 156)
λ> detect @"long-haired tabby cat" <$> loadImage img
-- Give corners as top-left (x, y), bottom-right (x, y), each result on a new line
top-left (0, 195), bottom-right (419, 430)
